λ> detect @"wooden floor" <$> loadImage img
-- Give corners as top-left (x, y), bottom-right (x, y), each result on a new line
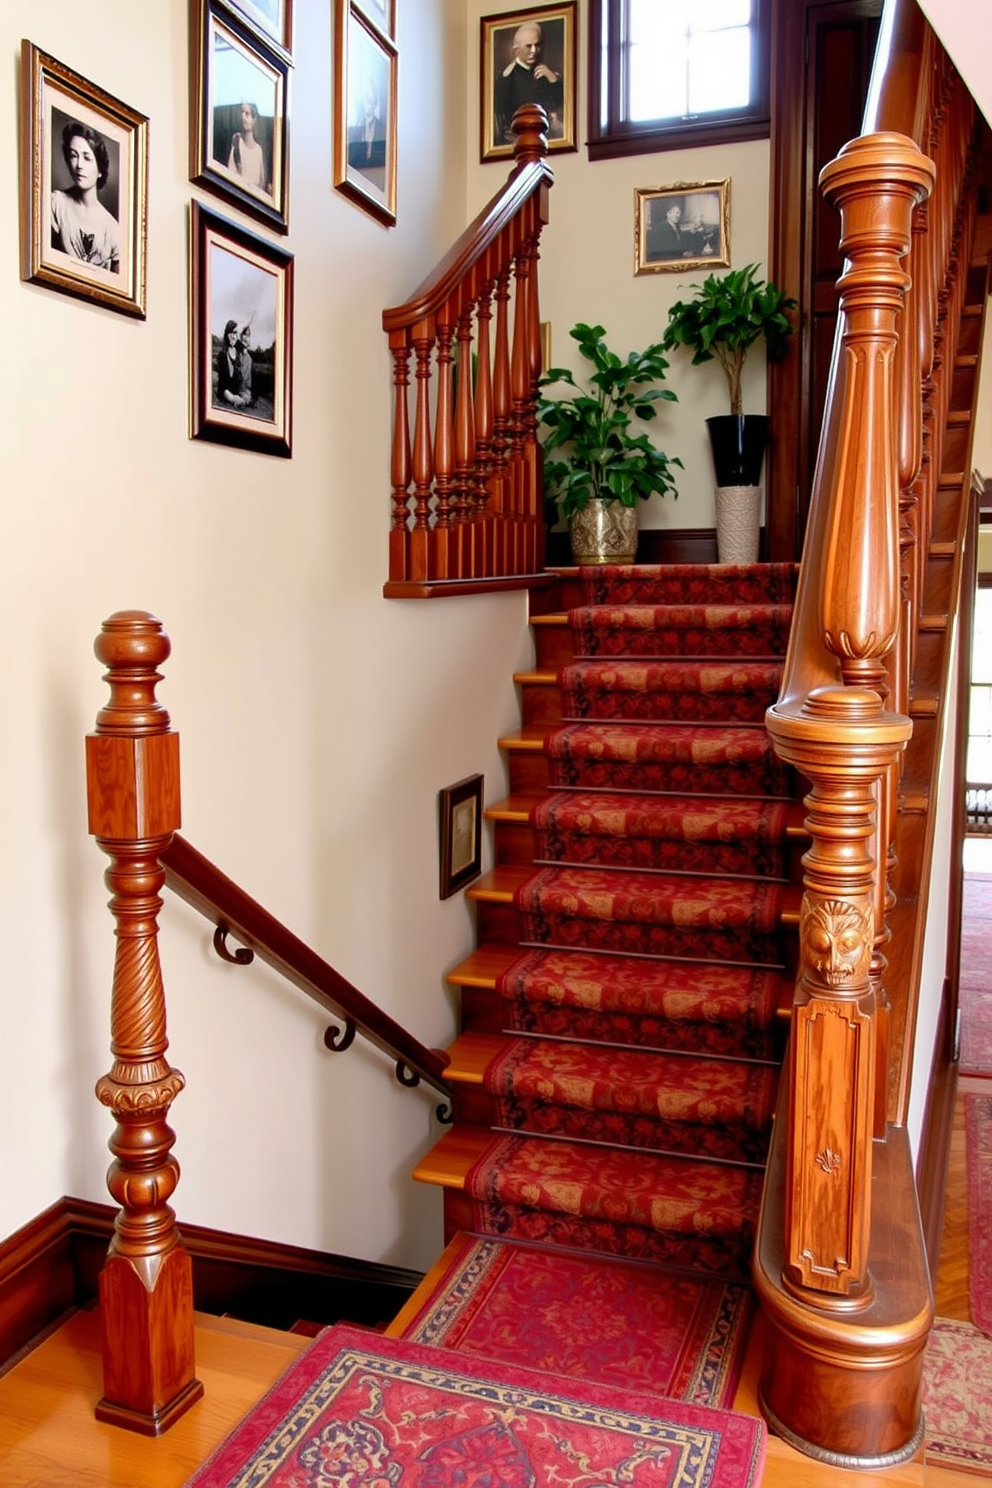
top-left (0, 1074), bottom-right (985, 1488)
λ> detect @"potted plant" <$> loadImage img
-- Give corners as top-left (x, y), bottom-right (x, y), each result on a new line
top-left (537, 322), bottom-right (681, 565)
top-left (662, 262), bottom-right (796, 490)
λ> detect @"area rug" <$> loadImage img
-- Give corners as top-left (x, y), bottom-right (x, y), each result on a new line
top-left (184, 1323), bottom-right (766, 1488)
top-left (397, 1235), bottom-right (755, 1408)
top-left (924, 1317), bottom-right (992, 1473)
top-left (967, 1093), bottom-right (992, 1336)
top-left (960, 873), bottom-right (992, 1076)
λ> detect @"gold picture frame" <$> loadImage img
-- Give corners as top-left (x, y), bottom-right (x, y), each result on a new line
top-left (189, 201), bottom-right (294, 457)
top-left (333, 0), bottom-right (398, 227)
top-left (189, 0), bottom-right (292, 234)
top-left (19, 42), bottom-right (148, 318)
top-left (635, 180), bottom-right (731, 276)
top-left (226, 0), bottom-right (294, 55)
top-left (480, 2), bottom-right (577, 162)
top-left (439, 774), bottom-right (484, 900)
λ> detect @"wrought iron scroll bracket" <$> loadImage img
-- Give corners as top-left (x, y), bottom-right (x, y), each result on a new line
top-left (324, 1019), bottom-right (357, 1053)
top-left (396, 1061), bottom-right (421, 1088)
top-left (213, 925), bottom-right (254, 965)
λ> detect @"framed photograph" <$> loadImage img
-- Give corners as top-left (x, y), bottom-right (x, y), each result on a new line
top-left (19, 43), bottom-right (148, 318)
top-left (333, 1), bottom-right (398, 226)
top-left (635, 181), bottom-right (731, 275)
top-left (481, 3), bottom-right (577, 162)
top-left (354, 0), bottom-right (395, 38)
top-left (190, 0), bottom-right (292, 234)
top-left (189, 201), bottom-right (294, 457)
top-left (439, 774), bottom-right (484, 900)
top-left (226, 0), bottom-right (293, 54)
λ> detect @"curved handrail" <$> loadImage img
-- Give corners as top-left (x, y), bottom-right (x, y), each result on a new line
top-left (160, 832), bottom-right (451, 1100)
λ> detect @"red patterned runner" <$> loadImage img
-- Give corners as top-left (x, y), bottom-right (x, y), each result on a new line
top-left (398, 1235), bottom-right (756, 1409)
top-left (561, 659), bottom-right (784, 723)
top-left (532, 791), bottom-right (789, 876)
top-left (495, 947), bottom-right (780, 1057)
top-left (569, 602), bottom-right (793, 658)
top-left (545, 721), bottom-right (793, 796)
top-left (579, 561), bottom-right (798, 605)
top-left (185, 1323), bottom-right (766, 1488)
top-left (517, 865), bottom-right (784, 963)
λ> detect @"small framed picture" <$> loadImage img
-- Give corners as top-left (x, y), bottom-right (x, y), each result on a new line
top-left (635, 181), bottom-right (731, 275)
top-left (190, 0), bottom-right (292, 234)
top-left (19, 42), bottom-right (148, 318)
top-left (333, 1), bottom-right (398, 226)
top-left (226, 0), bottom-right (293, 54)
top-left (355, 0), bottom-right (395, 38)
top-left (189, 201), bottom-right (294, 457)
top-left (480, 3), bottom-right (577, 162)
top-left (439, 774), bottom-right (484, 900)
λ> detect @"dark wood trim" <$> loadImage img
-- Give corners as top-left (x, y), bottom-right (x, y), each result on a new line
top-left (0, 1198), bottom-right (423, 1369)
top-left (383, 573), bottom-right (558, 600)
top-left (914, 981), bottom-right (959, 1280)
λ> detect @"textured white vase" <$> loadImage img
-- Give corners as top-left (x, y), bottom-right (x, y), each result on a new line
top-left (715, 484), bottom-right (762, 564)
top-left (569, 500), bottom-right (638, 565)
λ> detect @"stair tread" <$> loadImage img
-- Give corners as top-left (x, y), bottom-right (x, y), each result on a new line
top-left (468, 862), bottom-right (803, 913)
top-left (487, 791), bottom-right (808, 835)
top-left (444, 1031), bottom-right (779, 1086)
top-left (448, 942), bottom-right (789, 995)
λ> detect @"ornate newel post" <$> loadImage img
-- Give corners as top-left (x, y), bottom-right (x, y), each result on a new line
top-left (756, 132), bottom-right (935, 1467)
top-left (86, 611), bottom-right (202, 1434)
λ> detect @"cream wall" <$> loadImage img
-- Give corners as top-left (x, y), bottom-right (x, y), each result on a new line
top-left (465, 1), bottom-right (773, 533)
top-left (0, 0), bottom-right (539, 1272)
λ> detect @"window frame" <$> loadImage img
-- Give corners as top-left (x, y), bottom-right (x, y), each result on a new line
top-left (587, 0), bottom-right (772, 161)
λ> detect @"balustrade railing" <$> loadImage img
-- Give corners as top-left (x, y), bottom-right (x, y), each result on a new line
top-left (755, 0), bottom-right (984, 1466)
top-left (381, 105), bottom-right (553, 596)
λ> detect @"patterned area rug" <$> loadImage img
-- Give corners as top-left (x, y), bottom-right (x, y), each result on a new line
top-left (924, 1317), bottom-right (992, 1472)
top-left (397, 1235), bottom-right (755, 1408)
top-left (968, 1093), bottom-right (992, 1336)
top-left (185, 1323), bottom-right (767, 1488)
top-left (961, 873), bottom-right (992, 1076)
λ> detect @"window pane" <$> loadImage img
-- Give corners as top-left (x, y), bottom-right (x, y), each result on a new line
top-left (629, 0), bottom-right (753, 124)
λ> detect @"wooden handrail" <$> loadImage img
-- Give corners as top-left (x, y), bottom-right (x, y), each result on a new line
top-left (160, 833), bottom-right (451, 1101)
top-left (755, 0), bottom-right (985, 1465)
top-left (382, 105), bottom-right (553, 595)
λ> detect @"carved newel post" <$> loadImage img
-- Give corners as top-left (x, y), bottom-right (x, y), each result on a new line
top-left (86, 611), bottom-right (202, 1434)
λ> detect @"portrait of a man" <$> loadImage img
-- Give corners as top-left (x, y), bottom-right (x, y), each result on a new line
top-left (481, 5), bottom-right (576, 160)
top-left (636, 183), bottom-right (730, 275)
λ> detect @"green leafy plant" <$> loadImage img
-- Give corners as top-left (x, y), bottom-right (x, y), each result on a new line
top-left (537, 322), bottom-right (681, 522)
top-left (662, 263), bottom-right (796, 417)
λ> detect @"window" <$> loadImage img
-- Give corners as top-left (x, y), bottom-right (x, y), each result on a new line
top-left (589, 0), bottom-right (771, 160)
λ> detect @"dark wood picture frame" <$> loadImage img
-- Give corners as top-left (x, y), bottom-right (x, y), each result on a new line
top-left (189, 200), bottom-right (294, 457)
top-left (634, 180), bottom-right (731, 275)
top-left (333, 0), bottom-right (399, 227)
top-left (189, 0), bottom-right (292, 234)
top-left (19, 42), bottom-right (148, 318)
top-left (439, 774), bottom-right (484, 900)
top-left (354, 0), bottom-right (395, 39)
top-left (480, 2), bottom-right (577, 162)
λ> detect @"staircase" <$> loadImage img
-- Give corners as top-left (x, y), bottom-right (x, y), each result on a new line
top-left (413, 561), bottom-right (804, 1305)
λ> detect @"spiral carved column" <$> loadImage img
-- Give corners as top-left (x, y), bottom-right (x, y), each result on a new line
top-left (86, 611), bottom-right (202, 1434)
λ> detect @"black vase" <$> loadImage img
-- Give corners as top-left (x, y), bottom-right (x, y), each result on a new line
top-left (705, 415), bottom-right (771, 487)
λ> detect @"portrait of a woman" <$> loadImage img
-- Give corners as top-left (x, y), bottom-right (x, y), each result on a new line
top-left (227, 101), bottom-right (270, 196)
top-left (50, 119), bottom-right (120, 273)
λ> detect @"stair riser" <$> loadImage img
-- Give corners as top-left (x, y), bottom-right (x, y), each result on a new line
top-left (458, 985), bottom-right (782, 1060)
top-left (440, 1190), bottom-right (756, 1279)
top-left (450, 1086), bottom-right (772, 1164)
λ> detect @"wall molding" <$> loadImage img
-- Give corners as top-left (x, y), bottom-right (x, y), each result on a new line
top-left (0, 1197), bottom-right (422, 1368)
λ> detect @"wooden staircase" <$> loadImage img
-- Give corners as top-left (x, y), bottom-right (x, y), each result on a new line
top-left (414, 564), bottom-right (806, 1274)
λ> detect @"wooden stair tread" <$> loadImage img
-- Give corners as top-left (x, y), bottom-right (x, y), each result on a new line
top-left (468, 863), bottom-right (803, 916)
top-left (446, 944), bottom-right (522, 988)
top-left (531, 612), bottom-right (569, 628)
top-left (499, 726), bottom-right (552, 751)
top-left (486, 791), bottom-right (808, 836)
top-left (412, 1126), bottom-right (492, 1188)
top-left (445, 1031), bottom-right (510, 1081)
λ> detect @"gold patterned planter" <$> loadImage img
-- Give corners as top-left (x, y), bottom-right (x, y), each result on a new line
top-left (569, 500), bottom-right (638, 565)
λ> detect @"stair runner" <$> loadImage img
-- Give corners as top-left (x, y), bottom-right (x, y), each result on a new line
top-left (425, 562), bottom-right (800, 1281)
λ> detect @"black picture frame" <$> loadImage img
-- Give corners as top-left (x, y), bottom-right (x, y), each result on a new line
top-left (439, 775), bottom-right (484, 899)
top-left (189, 200), bottom-right (294, 457)
top-left (190, 0), bottom-right (292, 234)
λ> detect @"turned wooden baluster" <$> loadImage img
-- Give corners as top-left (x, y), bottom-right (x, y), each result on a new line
top-left (409, 321), bottom-right (435, 583)
top-left (453, 300), bottom-right (477, 578)
top-left (387, 334), bottom-right (413, 583)
top-left (433, 310), bottom-right (456, 580)
top-left (491, 266), bottom-right (513, 573)
top-left (86, 611), bottom-right (202, 1434)
top-left (473, 274), bottom-right (496, 576)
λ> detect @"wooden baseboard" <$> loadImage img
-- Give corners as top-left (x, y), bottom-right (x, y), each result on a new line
top-left (915, 979), bottom-right (959, 1279)
top-left (0, 1198), bottom-right (422, 1368)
